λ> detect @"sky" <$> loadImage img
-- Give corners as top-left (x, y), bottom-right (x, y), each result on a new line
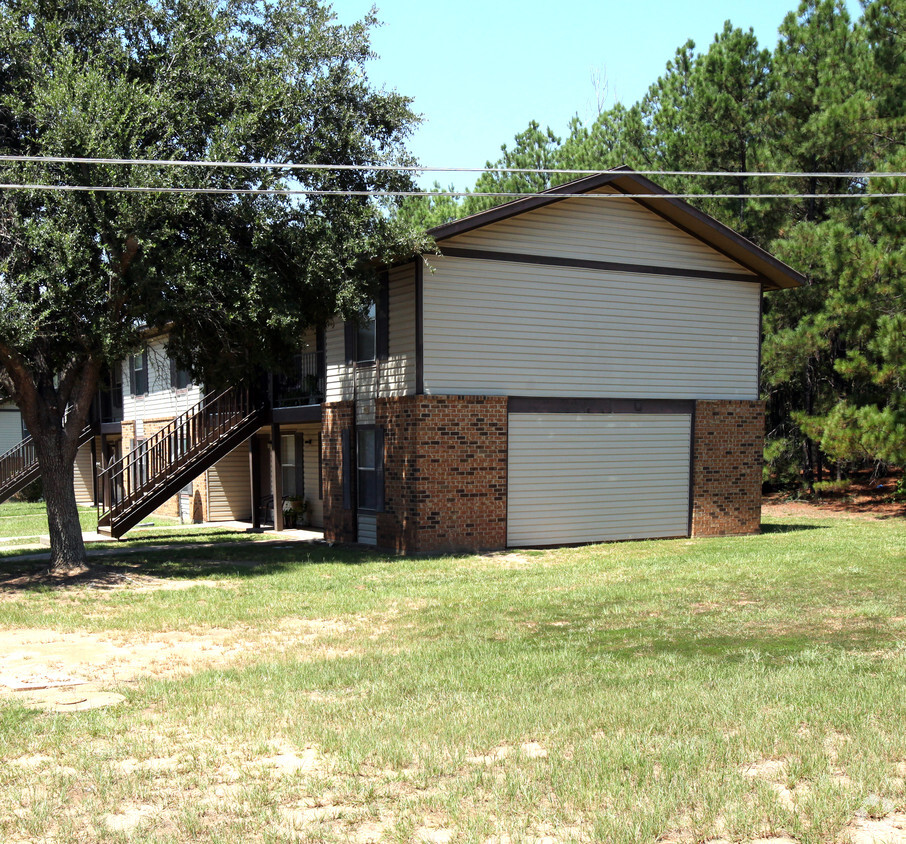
top-left (328, 0), bottom-right (864, 189)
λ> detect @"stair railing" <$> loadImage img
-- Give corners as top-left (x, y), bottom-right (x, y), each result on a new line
top-left (0, 435), bottom-right (37, 491)
top-left (97, 386), bottom-right (259, 524)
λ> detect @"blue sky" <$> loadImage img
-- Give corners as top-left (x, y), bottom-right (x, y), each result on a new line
top-left (329, 0), bottom-right (863, 189)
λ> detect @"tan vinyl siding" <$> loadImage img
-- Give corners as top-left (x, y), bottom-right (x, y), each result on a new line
top-left (422, 256), bottom-right (760, 400)
top-left (325, 263), bottom-right (417, 403)
top-left (507, 413), bottom-right (691, 546)
top-left (357, 511), bottom-right (377, 545)
top-left (206, 445), bottom-right (252, 521)
top-left (444, 187), bottom-right (757, 276)
top-left (73, 442), bottom-right (95, 505)
top-left (122, 335), bottom-right (202, 422)
top-left (324, 320), bottom-right (353, 403)
top-left (299, 423), bottom-right (323, 528)
top-left (380, 263), bottom-right (417, 396)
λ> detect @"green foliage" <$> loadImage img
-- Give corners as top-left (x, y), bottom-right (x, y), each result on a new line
top-left (0, 0), bottom-right (427, 564)
top-left (0, 0), bottom-right (426, 391)
top-left (812, 478), bottom-right (852, 495)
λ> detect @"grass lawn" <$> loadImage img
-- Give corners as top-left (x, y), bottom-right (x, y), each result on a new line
top-left (0, 501), bottom-right (100, 546)
top-left (1, 513), bottom-right (905, 842)
top-left (0, 501), bottom-right (261, 552)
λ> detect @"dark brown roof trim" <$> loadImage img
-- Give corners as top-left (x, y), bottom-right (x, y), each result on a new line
top-left (428, 171), bottom-right (624, 242)
top-left (508, 397), bottom-right (695, 415)
top-left (603, 171), bottom-right (802, 291)
top-left (428, 166), bottom-right (804, 291)
top-left (438, 246), bottom-right (763, 285)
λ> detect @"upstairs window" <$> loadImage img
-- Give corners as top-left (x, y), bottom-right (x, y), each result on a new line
top-left (356, 302), bottom-right (376, 363)
top-left (170, 359), bottom-right (191, 391)
top-left (129, 349), bottom-right (148, 396)
top-left (344, 275), bottom-right (389, 365)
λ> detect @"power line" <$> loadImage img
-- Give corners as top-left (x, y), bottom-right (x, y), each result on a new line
top-left (0, 182), bottom-right (902, 199)
top-left (0, 154), bottom-right (904, 180)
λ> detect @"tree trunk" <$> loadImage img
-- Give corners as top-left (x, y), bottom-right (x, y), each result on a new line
top-left (37, 437), bottom-right (89, 574)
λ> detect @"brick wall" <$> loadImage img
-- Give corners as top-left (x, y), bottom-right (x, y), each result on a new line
top-left (376, 397), bottom-right (419, 552)
top-left (691, 400), bottom-right (764, 537)
top-left (375, 395), bottom-right (508, 554)
top-left (322, 401), bottom-right (356, 543)
top-left (141, 417), bottom-right (181, 519)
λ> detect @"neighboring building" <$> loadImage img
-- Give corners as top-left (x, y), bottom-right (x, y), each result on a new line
top-left (0, 402), bottom-right (26, 456)
top-left (5, 168), bottom-right (805, 550)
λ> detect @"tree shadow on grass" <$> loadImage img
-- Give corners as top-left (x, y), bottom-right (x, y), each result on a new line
top-left (760, 522), bottom-right (829, 534)
top-left (0, 540), bottom-right (384, 592)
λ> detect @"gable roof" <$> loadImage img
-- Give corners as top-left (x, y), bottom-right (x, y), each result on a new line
top-left (428, 166), bottom-right (805, 291)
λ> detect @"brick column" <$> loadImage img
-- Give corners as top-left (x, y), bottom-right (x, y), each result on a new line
top-left (691, 400), bottom-right (764, 537)
top-left (376, 395), bottom-right (507, 554)
top-left (321, 401), bottom-right (356, 543)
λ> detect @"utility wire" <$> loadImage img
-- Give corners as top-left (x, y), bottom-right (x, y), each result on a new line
top-left (0, 183), bottom-right (902, 199)
top-left (0, 154), bottom-right (904, 180)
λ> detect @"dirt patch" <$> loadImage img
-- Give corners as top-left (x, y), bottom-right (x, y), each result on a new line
top-left (467, 742), bottom-right (549, 765)
top-left (0, 616), bottom-right (359, 711)
top-left (847, 812), bottom-right (906, 843)
top-left (762, 472), bottom-right (905, 521)
top-left (250, 740), bottom-right (326, 777)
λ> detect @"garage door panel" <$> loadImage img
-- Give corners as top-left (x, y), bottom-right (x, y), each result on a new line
top-left (507, 413), bottom-right (691, 546)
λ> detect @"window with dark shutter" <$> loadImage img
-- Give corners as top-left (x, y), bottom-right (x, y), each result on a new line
top-left (130, 349), bottom-right (148, 396)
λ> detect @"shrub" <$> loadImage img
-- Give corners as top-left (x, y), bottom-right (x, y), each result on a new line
top-left (813, 479), bottom-right (852, 497)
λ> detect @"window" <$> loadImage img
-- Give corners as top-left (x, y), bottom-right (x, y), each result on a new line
top-left (170, 359), bottom-right (191, 390)
top-left (130, 350), bottom-right (148, 396)
top-left (344, 278), bottom-right (388, 365)
top-left (281, 434), bottom-right (296, 497)
top-left (356, 302), bottom-right (376, 363)
top-left (357, 428), bottom-right (377, 509)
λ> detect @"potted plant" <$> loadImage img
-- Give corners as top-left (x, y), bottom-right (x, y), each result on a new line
top-left (287, 495), bottom-right (309, 526)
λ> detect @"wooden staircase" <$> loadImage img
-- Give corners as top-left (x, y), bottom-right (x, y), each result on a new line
top-left (97, 387), bottom-right (264, 538)
top-left (0, 425), bottom-right (97, 505)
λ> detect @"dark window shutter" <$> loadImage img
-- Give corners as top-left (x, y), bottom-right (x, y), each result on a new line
top-left (376, 274), bottom-right (390, 361)
top-left (129, 356), bottom-right (136, 396)
top-left (142, 349), bottom-right (149, 395)
top-left (374, 427), bottom-right (385, 512)
top-left (344, 321), bottom-right (355, 365)
top-left (341, 429), bottom-right (352, 510)
top-left (169, 357), bottom-right (177, 388)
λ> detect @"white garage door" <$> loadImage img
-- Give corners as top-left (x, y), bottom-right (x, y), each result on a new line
top-left (507, 413), bottom-right (691, 547)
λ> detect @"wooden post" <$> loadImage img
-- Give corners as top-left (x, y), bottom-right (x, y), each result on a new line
top-left (270, 423), bottom-right (283, 531)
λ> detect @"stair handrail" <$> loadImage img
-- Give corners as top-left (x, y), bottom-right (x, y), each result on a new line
top-left (0, 434), bottom-right (36, 489)
top-left (97, 386), bottom-right (261, 523)
top-left (0, 423), bottom-right (97, 494)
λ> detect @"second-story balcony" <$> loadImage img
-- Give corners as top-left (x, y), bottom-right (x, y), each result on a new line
top-left (273, 351), bottom-right (325, 408)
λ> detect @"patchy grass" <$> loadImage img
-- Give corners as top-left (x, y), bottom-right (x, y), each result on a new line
top-left (1, 513), bottom-right (905, 842)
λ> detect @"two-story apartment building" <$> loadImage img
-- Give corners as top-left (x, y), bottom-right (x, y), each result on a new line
top-left (6, 167), bottom-right (804, 551)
